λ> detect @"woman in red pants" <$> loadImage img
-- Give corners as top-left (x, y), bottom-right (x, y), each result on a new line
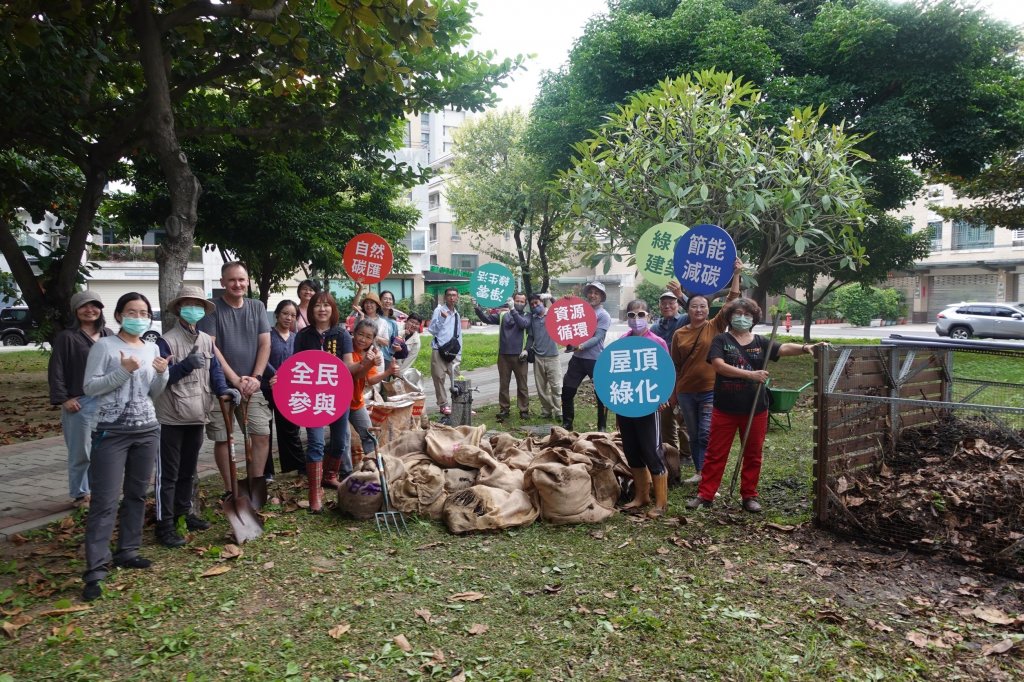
top-left (686, 298), bottom-right (822, 513)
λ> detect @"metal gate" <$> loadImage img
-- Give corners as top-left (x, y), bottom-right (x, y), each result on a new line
top-left (927, 274), bottom-right (998, 319)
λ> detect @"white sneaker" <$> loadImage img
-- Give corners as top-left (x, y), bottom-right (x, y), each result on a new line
top-left (684, 473), bottom-right (702, 485)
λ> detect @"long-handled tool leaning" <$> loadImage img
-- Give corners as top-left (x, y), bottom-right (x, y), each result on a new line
top-left (370, 431), bottom-right (407, 535)
top-left (235, 396), bottom-right (269, 511)
top-left (219, 396), bottom-right (262, 542)
top-left (728, 312), bottom-right (781, 499)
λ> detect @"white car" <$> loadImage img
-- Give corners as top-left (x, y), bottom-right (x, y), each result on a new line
top-left (141, 311), bottom-right (163, 343)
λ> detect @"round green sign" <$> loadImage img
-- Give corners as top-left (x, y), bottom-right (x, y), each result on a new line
top-left (635, 222), bottom-right (689, 287)
top-left (470, 262), bottom-right (516, 306)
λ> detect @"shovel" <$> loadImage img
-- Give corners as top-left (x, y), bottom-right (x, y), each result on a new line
top-left (728, 313), bottom-right (781, 499)
top-left (371, 432), bottom-right (407, 535)
top-left (235, 396), bottom-right (269, 511)
top-left (219, 396), bottom-right (262, 543)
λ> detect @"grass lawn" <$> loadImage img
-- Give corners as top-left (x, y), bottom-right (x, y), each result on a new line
top-left (410, 333), bottom-right (497, 377)
top-left (2, 341), bottom-right (1023, 680)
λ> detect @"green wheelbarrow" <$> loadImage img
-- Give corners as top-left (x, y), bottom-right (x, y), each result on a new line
top-left (766, 380), bottom-right (813, 430)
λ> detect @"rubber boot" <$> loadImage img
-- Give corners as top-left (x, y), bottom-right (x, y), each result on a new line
top-left (306, 461), bottom-right (323, 514)
top-left (620, 467), bottom-right (651, 513)
top-left (321, 455), bottom-right (343, 490)
top-left (155, 518), bottom-right (186, 548)
top-left (646, 473), bottom-right (669, 518)
top-left (596, 401), bottom-right (608, 432)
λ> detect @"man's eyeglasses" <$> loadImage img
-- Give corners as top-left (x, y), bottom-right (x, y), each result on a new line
top-left (121, 311), bottom-right (151, 319)
top-left (626, 311), bottom-right (648, 319)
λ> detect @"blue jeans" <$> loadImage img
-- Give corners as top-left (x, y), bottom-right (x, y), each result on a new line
top-left (348, 407), bottom-right (376, 456)
top-left (305, 408), bottom-right (352, 476)
top-left (677, 390), bottom-right (714, 472)
top-left (62, 395), bottom-right (97, 499)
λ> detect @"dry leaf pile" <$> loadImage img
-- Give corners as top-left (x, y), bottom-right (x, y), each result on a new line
top-left (832, 418), bottom-right (1024, 577)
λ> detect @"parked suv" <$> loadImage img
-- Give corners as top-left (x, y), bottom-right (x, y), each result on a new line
top-left (0, 306), bottom-right (36, 346)
top-left (935, 302), bottom-right (1024, 340)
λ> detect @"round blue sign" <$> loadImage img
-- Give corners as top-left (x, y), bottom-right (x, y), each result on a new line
top-left (672, 223), bottom-right (736, 296)
top-left (594, 336), bottom-right (675, 418)
top-left (470, 262), bottom-right (516, 306)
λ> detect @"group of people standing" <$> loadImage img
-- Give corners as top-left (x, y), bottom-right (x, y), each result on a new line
top-left (48, 258), bottom-right (818, 603)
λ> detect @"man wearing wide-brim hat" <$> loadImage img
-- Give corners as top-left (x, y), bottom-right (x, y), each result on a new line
top-left (151, 285), bottom-right (238, 547)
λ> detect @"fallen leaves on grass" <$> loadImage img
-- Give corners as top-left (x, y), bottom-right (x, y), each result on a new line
top-left (328, 623), bottom-right (351, 639)
top-left (467, 623), bottom-right (489, 636)
top-left (415, 608), bottom-right (433, 623)
top-left (981, 639), bottom-right (1018, 656)
top-left (766, 523), bottom-right (796, 533)
top-left (393, 634), bottom-right (412, 651)
top-left (201, 565), bottom-right (232, 578)
top-left (447, 591), bottom-right (485, 602)
top-left (219, 544), bottom-right (243, 560)
top-left (905, 630), bottom-right (963, 649)
top-left (1, 614), bottom-right (32, 639)
top-left (971, 605), bottom-right (1017, 625)
top-left (37, 604), bottom-right (91, 618)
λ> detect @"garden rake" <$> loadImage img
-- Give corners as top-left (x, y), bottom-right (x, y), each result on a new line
top-left (370, 432), bottom-right (407, 535)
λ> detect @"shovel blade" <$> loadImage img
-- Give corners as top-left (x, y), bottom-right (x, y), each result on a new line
top-left (238, 477), bottom-right (269, 511)
top-left (222, 495), bottom-right (263, 543)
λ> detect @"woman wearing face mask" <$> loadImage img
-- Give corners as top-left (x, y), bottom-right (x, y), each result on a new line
top-left (686, 298), bottom-right (821, 513)
top-left (669, 259), bottom-right (743, 485)
top-left (80, 293), bottom-right (169, 602)
top-left (617, 300), bottom-right (672, 517)
top-left (152, 287), bottom-right (239, 547)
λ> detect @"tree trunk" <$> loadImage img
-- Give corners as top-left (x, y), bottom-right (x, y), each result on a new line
top-left (802, 271), bottom-right (816, 343)
top-left (537, 204), bottom-right (552, 295)
top-left (512, 224), bottom-right (533, 297)
top-left (131, 1), bottom-right (201, 329)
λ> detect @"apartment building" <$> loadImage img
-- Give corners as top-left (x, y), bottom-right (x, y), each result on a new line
top-left (888, 184), bottom-right (1024, 322)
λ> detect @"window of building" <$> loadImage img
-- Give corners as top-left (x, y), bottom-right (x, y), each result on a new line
top-left (428, 192), bottom-right (440, 210)
top-left (402, 121), bottom-right (411, 147)
top-left (443, 125), bottom-right (457, 140)
top-left (952, 219), bottom-right (994, 250)
top-left (926, 220), bottom-right (943, 251)
top-left (403, 231), bottom-right (426, 251)
top-left (450, 223), bottom-right (460, 240)
top-left (429, 222), bottom-right (438, 241)
top-left (429, 254), bottom-right (438, 266)
top-left (1013, 228), bottom-right (1024, 246)
top-left (443, 142), bottom-right (453, 154)
top-left (452, 254), bottom-right (478, 271)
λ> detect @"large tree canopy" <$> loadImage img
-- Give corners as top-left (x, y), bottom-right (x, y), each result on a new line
top-left (528, 0), bottom-right (1024, 208)
top-left (1, 0), bottom-right (519, 336)
top-left (446, 110), bottom-right (587, 295)
top-left (563, 70), bottom-right (873, 295)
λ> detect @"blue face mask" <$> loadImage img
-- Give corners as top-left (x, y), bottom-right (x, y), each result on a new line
top-left (179, 306), bottom-right (206, 324)
top-left (731, 314), bottom-right (754, 331)
top-left (532, 305), bottom-right (544, 315)
top-left (120, 317), bottom-right (150, 336)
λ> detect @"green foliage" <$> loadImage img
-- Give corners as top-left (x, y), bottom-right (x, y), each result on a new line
top-left (634, 280), bottom-right (664, 314)
top-left (563, 70), bottom-right (871, 287)
top-left (832, 284), bottom-right (903, 326)
top-left (447, 110), bottom-right (590, 295)
top-left (528, 0), bottom-right (1024, 208)
top-left (934, 149), bottom-right (1024, 230)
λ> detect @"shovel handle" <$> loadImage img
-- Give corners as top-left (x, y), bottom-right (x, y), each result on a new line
top-left (219, 396), bottom-right (236, 461)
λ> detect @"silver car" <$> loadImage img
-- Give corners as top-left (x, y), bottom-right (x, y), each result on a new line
top-left (935, 302), bottom-right (1024, 340)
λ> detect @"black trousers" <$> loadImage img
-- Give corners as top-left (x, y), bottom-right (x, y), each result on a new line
top-left (272, 401), bottom-right (305, 474)
top-left (560, 355), bottom-right (607, 431)
top-left (157, 423), bottom-right (204, 521)
top-left (619, 413), bottom-right (666, 475)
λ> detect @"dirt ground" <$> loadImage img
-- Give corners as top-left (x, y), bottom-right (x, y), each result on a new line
top-left (0, 369), bottom-right (61, 445)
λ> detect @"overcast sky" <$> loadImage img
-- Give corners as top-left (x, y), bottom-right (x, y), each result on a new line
top-left (468, 0), bottom-right (1024, 112)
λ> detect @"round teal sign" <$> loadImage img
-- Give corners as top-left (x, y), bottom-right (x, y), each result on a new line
top-left (470, 263), bottom-right (516, 306)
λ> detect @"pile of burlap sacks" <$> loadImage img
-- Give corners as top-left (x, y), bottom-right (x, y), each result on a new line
top-left (339, 375), bottom-right (682, 533)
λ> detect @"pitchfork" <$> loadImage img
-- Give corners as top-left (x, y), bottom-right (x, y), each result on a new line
top-left (370, 431), bottom-right (407, 535)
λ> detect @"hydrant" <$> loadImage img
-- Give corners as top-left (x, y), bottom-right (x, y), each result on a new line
top-left (785, 311), bottom-right (792, 333)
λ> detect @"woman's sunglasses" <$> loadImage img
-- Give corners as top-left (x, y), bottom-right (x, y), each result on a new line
top-left (626, 311), bottom-right (648, 319)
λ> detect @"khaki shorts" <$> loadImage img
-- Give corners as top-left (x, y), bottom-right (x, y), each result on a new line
top-left (205, 391), bottom-right (272, 441)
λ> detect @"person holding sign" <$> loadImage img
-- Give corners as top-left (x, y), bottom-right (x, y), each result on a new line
top-left (525, 293), bottom-right (562, 421)
top-left (686, 298), bottom-right (823, 512)
top-left (561, 282), bottom-right (612, 432)
top-left (615, 300), bottom-right (672, 518)
top-left (294, 292), bottom-right (355, 512)
top-left (670, 259), bottom-right (744, 484)
top-left (474, 293), bottom-right (531, 421)
top-left (428, 287), bottom-right (462, 417)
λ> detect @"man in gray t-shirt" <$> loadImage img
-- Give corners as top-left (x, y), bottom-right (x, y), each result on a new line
top-left (197, 262), bottom-right (272, 497)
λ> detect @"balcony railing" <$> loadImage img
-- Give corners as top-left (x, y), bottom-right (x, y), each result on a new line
top-left (89, 243), bottom-right (203, 263)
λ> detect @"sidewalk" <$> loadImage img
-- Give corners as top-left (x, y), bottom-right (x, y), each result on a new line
top-left (0, 353), bottom-right (572, 540)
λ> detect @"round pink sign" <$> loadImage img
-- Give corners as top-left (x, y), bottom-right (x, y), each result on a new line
top-left (272, 350), bottom-right (354, 428)
top-left (545, 296), bottom-right (597, 346)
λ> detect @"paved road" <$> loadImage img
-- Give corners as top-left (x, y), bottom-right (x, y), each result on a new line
top-left (0, 320), bottom-right (937, 540)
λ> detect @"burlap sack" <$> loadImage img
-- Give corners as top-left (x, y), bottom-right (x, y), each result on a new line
top-left (490, 432), bottom-right (520, 458)
top-left (369, 399), bottom-right (415, 447)
top-left (380, 376), bottom-right (421, 398)
top-left (336, 470), bottom-right (382, 519)
top-left (424, 423), bottom-right (486, 468)
top-left (389, 453), bottom-right (447, 519)
top-left (444, 467), bottom-right (478, 494)
top-left (476, 452), bottom-right (524, 493)
top-left (384, 429), bottom-right (428, 458)
top-left (662, 443), bottom-right (681, 486)
top-left (496, 447), bottom-right (534, 471)
top-left (443, 486), bottom-right (539, 534)
top-left (525, 461), bottom-right (614, 525)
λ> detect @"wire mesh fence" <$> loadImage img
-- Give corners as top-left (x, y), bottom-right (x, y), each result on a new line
top-left (813, 341), bottom-right (1024, 578)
